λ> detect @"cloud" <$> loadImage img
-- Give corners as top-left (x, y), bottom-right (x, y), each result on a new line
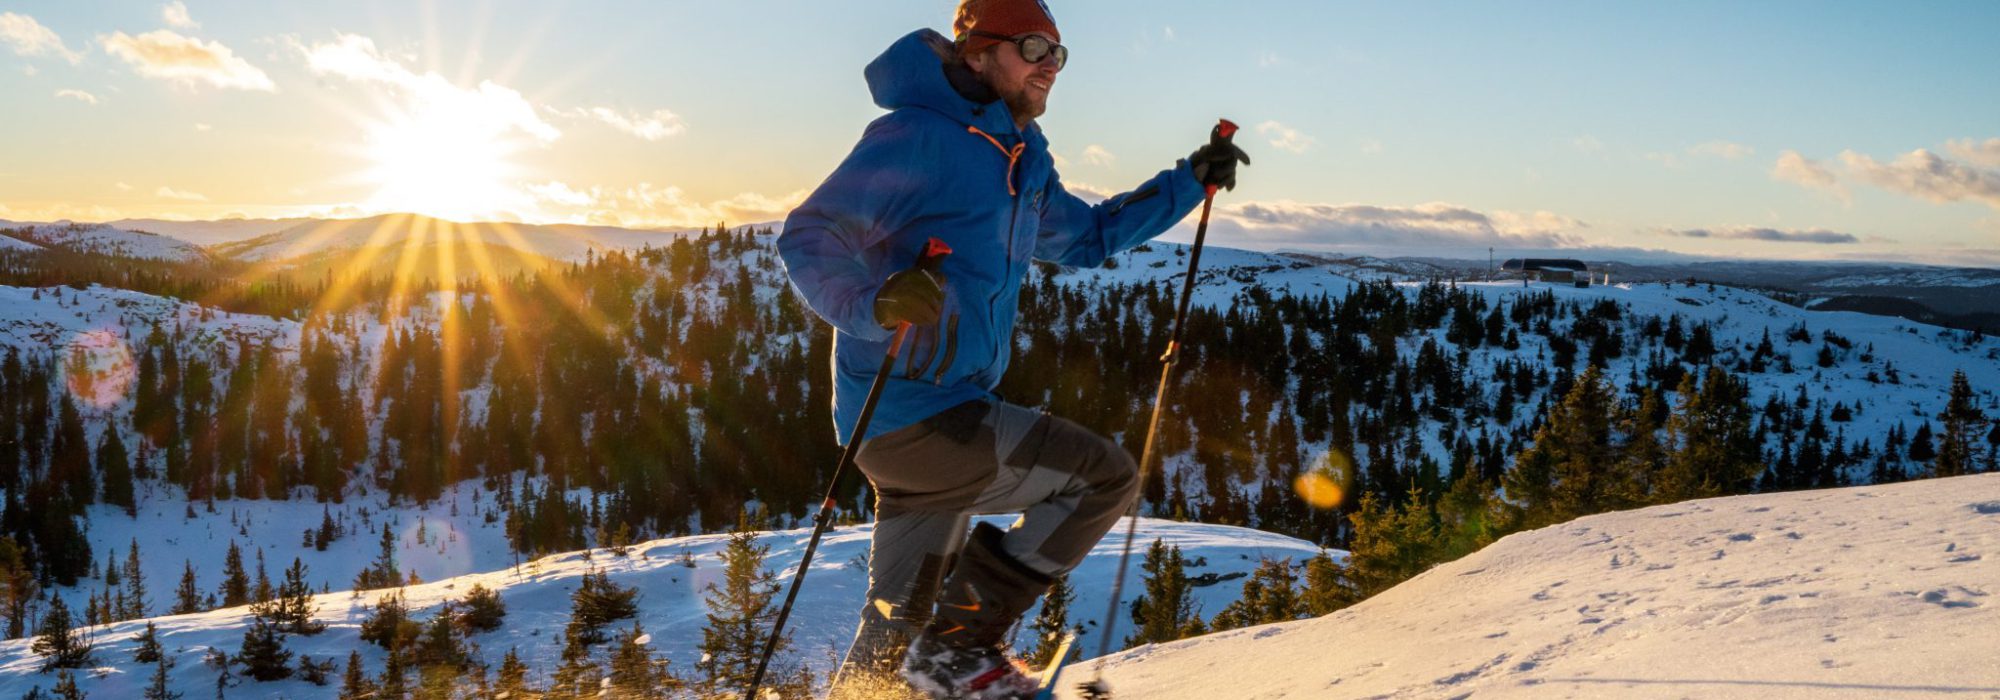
top-left (54, 89), bottom-right (97, 104)
top-left (1661, 226), bottom-right (1859, 244)
top-left (1257, 51), bottom-right (1286, 68)
top-left (1214, 200), bottom-right (1586, 250)
top-left (564, 106), bottom-right (684, 141)
top-left (526, 181), bottom-right (597, 207)
top-left (524, 182), bottom-right (808, 228)
top-left (1645, 152), bottom-right (1682, 168)
top-left (1945, 138), bottom-right (2000, 168)
top-left (1359, 139), bottom-right (1384, 155)
top-left (101, 30), bottom-right (274, 91)
top-left (1257, 121), bottom-right (1315, 154)
top-left (161, 2), bottom-right (199, 29)
top-left (1080, 144), bottom-right (1115, 167)
top-left (1691, 140), bottom-right (1753, 160)
top-left (0, 12), bottom-right (83, 64)
top-left (1838, 148), bottom-right (2000, 210)
top-left (194, 122), bottom-right (211, 131)
top-left (1062, 182), bottom-right (1117, 203)
top-left (1571, 135), bottom-right (1604, 155)
top-left (114, 182), bottom-right (133, 192)
top-left (155, 186), bottom-right (208, 202)
top-left (298, 33), bottom-right (558, 142)
top-left (1771, 150), bottom-right (1848, 200)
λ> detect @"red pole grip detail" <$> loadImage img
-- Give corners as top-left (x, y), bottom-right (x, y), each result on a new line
top-left (921, 236), bottom-right (954, 262)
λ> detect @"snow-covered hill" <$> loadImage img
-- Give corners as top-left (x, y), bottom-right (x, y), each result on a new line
top-left (212, 214), bottom-right (706, 263)
top-left (0, 222), bottom-right (209, 262)
top-left (108, 218), bottom-right (317, 247)
top-left (0, 515), bottom-right (1320, 699)
top-left (1076, 472), bottom-right (2000, 699)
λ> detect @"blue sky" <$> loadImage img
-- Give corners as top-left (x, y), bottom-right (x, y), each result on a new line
top-left (2, 1), bottom-right (1997, 264)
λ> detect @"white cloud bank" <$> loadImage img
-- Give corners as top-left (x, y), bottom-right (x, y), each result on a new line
top-left (161, 2), bottom-right (199, 30)
top-left (101, 30), bottom-right (273, 91)
top-left (0, 12), bottom-right (82, 64)
top-left (1774, 140), bottom-right (2000, 211)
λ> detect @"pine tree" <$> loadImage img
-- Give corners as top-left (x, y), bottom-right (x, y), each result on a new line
top-left (123, 540), bottom-right (149, 620)
top-left (32, 596), bottom-right (92, 671)
top-left (359, 592), bottom-right (417, 651)
top-left (409, 606), bottom-right (468, 672)
top-left (98, 428), bottom-right (135, 516)
top-left (1210, 558), bottom-right (1303, 631)
top-left (234, 617), bottom-right (293, 681)
top-left (337, 651), bottom-right (376, 700)
top-left (1908, 422), bottom-right (1938, 463)
top-left (454, 583), bottom-right (505, 633)
top-left (566, 569), bottom-right (638, 647)
top-left (1026, 573), bottom-right (1075, 667)
top-left (51, 669), bottom-right (82, 700)
top-left (1655, 366), bottom-right (1760, 502)
top-left (218, 542), bottom-right (249, 608)
top-left (1126, 538), bottom-right (1205, 647)
top-left (51, 395), bottom-right (94, 506)
top-left (606, 620), bottom-right (679, 699)
top-left (271, 558), bottom-right (324, 634)
top-left (492, 648), bottom-right (532, 700)
top-left (1935, 371), bottom-right (1988, 478)
top-left (1300, 550), bottom-right (1345, 616)
top-left (1498, 365), bottom-right (1626, 529)
top-left (143, 655), bottom-right (181, 700)
top-left (132, 621), bottom-right (164, 664)
top-left (353, 524), bottom-right (401, 591)
top-left (697, 522), bottom-right (801, 695)
top-left (1, 538), bottom-right (40, 639)
top-left (171, 561), bottom-right (203, 615)
top-left (377, 646), bottom-right (409, 700)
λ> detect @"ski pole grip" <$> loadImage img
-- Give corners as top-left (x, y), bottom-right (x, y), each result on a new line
top-left (916, 236), bottom-right (953, 274)
top-left (1212, 119), bottom-right (1239, 144)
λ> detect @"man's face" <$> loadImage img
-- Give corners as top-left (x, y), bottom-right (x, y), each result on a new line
top-left (969, 32), bottom-right (1061, 124)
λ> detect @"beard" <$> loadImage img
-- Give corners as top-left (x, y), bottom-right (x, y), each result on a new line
top-left (999, 82), bottom-right (1046, 123)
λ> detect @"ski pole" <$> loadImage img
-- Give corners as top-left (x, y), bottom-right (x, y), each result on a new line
top-left (744, 237), bottom-right (953, 700)
top-left (1084, 120), bottom-right (1239, 695)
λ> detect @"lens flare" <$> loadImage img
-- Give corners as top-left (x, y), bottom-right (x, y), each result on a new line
top-left (63, 329), bottom-right (137, 409)
top-left (1295, 449), bottom-right (1355, 510)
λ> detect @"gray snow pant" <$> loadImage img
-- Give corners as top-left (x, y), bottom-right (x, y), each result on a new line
top-left (829, 398), bottom-right (1140, 692)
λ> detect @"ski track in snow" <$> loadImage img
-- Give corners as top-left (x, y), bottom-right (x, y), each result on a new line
top-left (1073, 473), bottom-right (2000, 699)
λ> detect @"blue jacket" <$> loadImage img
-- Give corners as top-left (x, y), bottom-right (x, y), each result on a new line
top-left (778, 29), bottom-right (1206, 444)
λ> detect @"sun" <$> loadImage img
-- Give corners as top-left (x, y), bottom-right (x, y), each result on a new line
top-left (361, 96), bottom-right (527, 222)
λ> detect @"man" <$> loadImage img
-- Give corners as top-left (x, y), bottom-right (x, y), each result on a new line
top-left (777, 1), bottom-right (1247, 697)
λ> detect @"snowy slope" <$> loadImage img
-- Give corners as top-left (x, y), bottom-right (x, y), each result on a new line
top-left (0, 517), bottom-right (1321, 699)
top-left (108, 218), bottom-right (317, 247)
top-left (213, 214), bottom-right (705, 263)
top-left (1076, 473), bottom-right (2000, 699)
top-left (0, 222), bottom-right (209, 262)
top-left (0, 235), bottom-right (40, 252)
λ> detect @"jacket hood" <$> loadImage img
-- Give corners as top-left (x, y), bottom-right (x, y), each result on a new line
top-left (866, 29), bottom-right (1025, 136)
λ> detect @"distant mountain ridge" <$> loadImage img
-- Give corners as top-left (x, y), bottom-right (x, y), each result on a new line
top-left (0, 221), bottom-right (210, 262)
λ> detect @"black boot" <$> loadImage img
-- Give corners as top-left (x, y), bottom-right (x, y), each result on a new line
top-left (902, 523), bottom-right (1054, 699)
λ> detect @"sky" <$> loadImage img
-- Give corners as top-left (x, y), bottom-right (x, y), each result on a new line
top-left (1, 0), bottom-right (1998, 265)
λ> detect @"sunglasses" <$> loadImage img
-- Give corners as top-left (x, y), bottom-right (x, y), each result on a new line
top-left (970, 30), bottom-right (1068, 70)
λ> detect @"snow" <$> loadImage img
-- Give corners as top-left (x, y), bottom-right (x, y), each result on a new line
top-left (0, 235), bottom-right (41, 252)
top-left (0, 516), bottom-right (1321, 699)
top-left (108, 218), bottom-right (317, 247)
top-left (0, 222), bottom-right (208, 262)
top-left (1073, 473), bottom-right (2000, 699)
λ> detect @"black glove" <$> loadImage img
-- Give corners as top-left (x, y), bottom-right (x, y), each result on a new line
top-left (1189, 137), bottom-right (1251, 191)
top-left (874, 268), bottom-right (946, 328)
